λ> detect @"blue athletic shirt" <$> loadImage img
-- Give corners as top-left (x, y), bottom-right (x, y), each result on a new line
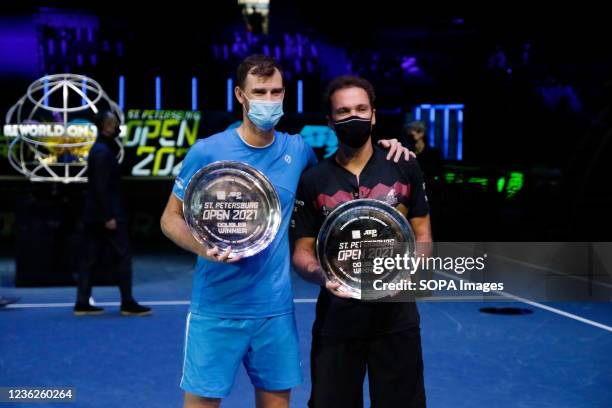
top-left (172, 128), bottom-right (317, 318)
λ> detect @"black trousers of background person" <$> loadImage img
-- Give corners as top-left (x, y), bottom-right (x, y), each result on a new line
top-left (308, 329), bottom-right (426, 408)
top-left (76, 222), bottom-right (134, 305)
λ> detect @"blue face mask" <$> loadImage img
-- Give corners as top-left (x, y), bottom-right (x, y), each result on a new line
top-left (245, 97), bottom-right (284, 131)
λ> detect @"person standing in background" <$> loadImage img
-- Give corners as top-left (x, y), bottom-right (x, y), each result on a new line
top-left (74, 111), bottom-right (151, 317)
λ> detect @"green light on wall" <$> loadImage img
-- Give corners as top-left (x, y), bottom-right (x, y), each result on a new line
top-left (497, 177), bottom-right (506, 193)
top-left (507, 172), bottom-right (524, 198)
top-left (441, 170), bottom-right (524, 199)
top-left (468, 177), bottom-right (488, 188)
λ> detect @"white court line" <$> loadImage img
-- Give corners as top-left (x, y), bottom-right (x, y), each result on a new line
top-left (6, 293), bottom-right (612, 333)
top-left (500, 292), bottom-right (612, 333)
top-left (8, 302), bottom-right (76, 308)
top-left (434, 269), bottom-right (612, 333)
top-left (446, 242), bottom-right (612, 290)
top-left (5, 296), bottom-right (504, 308)
top-left (7, 300), bottom-right (189, 308)
top-left (7, 300), bottom-right (311, 308)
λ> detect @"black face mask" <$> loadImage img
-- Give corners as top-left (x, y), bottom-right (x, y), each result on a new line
top-left (333, 116), bottom-right (372, 148)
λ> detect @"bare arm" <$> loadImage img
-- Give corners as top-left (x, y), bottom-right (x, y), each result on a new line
top-left (292, 237), bottom-right (324, 285)
top-left (160, 194), bottom-right (240, 262)
top-left (410, 213), bottom-right (433, 257)
top-left (411, 214), bottom-right (432, 242)
top-left (292, 237), bottom-right (351, 298)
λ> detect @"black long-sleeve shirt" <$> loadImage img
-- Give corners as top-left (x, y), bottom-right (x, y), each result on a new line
top-left (83, 138), bottom-right (124, 223)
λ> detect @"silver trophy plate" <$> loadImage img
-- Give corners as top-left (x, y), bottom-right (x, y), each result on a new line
top-left (316, 199), bottom-right (416, 300)
top-left (183, 160), bottom-right (281, 258)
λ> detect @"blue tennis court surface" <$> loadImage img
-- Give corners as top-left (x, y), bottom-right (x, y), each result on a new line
top-left (1, 253), bottom-right (611, 407)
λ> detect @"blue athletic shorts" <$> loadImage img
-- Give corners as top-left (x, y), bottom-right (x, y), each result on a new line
top-left (180, 311), bottom-right (303, 398)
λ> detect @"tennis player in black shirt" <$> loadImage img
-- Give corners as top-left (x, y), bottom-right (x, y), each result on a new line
top-left (292, 76), bottom-right (432, 408)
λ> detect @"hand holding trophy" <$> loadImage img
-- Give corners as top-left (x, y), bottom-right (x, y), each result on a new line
top-left (183, 161), bottom-right (281, 262)
top-left (316, 199), bottom-right (416, 300)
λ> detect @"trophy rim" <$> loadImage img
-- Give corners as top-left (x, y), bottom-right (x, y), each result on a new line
top-left (183, 160), bottom-right (281, 257)
top-left (316, 198), bottom-right (415, 299)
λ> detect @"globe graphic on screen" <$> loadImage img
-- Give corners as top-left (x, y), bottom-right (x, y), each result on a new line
top-left (4, 73), bottom-right (124, 183)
